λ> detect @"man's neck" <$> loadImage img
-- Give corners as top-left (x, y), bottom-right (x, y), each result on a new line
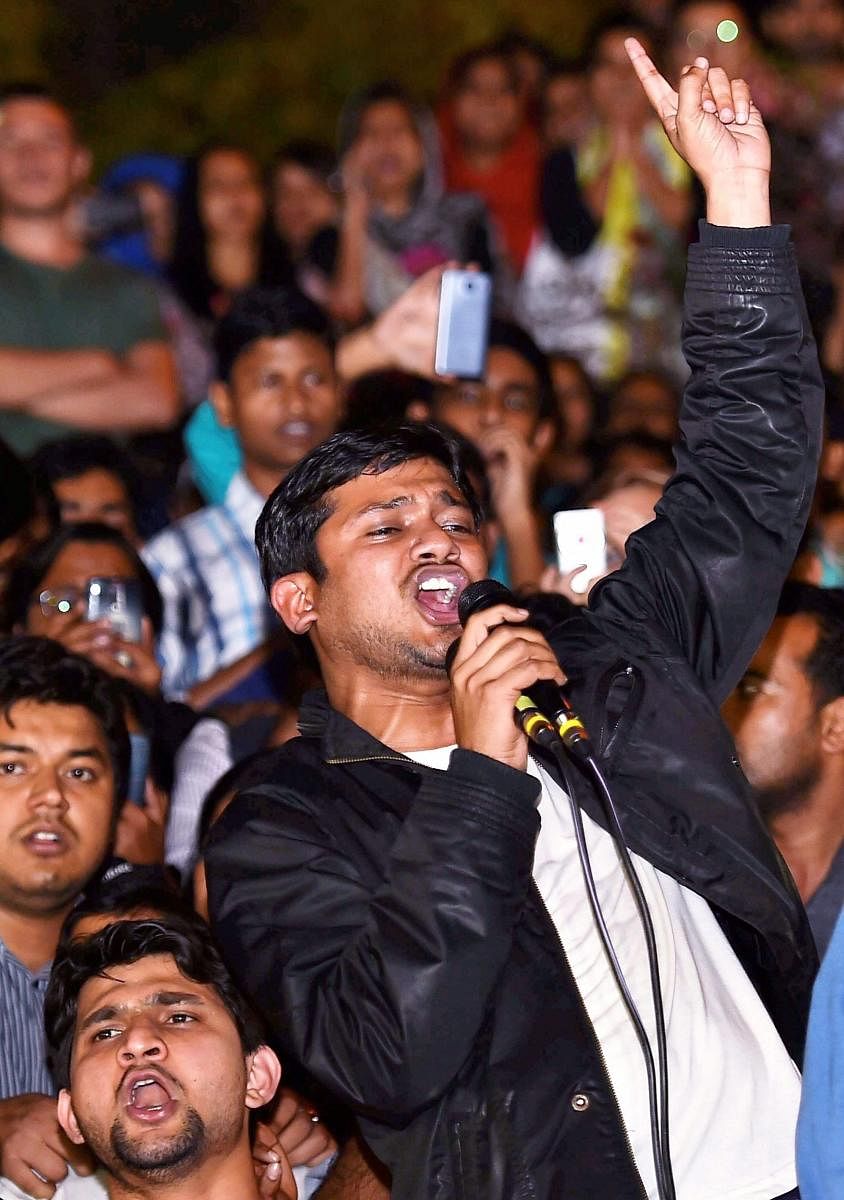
top-left (242, 460), bottom-right (284, 501)
top-left (769, 777), bottom-right (844, 904)
top-left (0, 211), bottom-right (83, 268)
top-left (325, 663), bottom-right (456, 752)
top-left (104, 1140), bottom-right (263, 1200)
top-left (0, 904), bottom-right (71, 973)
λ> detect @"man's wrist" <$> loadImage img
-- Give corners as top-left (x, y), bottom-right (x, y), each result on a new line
top-left (704, 168), bottom-right (771, 228)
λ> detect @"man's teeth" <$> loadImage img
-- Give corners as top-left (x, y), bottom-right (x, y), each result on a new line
top-left (31, 831), bottom-right (60, 843)
top-left (418, 577), bottom-right (458, 603)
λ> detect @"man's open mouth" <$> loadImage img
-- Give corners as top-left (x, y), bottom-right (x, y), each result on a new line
top-left (414, 566), bottom-right (469, 626)
top-left (122, 1070), bottom-right (178, 1124)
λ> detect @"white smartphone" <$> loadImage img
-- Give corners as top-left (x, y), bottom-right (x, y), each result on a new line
top-left (435, 269), bottom-right (492, 379)
top-left (553, 509), bottom-right (607, 595)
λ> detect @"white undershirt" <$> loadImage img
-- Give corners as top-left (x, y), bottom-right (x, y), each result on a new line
top-left (406, 746), bottom-right (801, 1200)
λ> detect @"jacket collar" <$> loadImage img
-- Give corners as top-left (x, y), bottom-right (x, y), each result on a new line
top-left (298, 688), bottom-right (411, 763)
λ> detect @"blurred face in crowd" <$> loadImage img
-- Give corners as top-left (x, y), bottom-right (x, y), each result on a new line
top-left (0, 699), bottom-right (114, 916)
top-left (135, 179), bottom-right (176, 265)
top-left (57, 953), bottom-right (279, 1186)
top-left (763, 0), bottom-right (844, 60)
top-left (543, 71), bottom-right (591, 149)
top-left (433, 346), bottom-right (554, 463)
top-left (24, 538), bottom-right (139, 637)
top-left (52, 471), bottom-right (137, 543)
top-left (452, 56), bottom-right (522, 153)
top-left (212, 333), bottom-right (340, 494)
top-left (606, 373), bottom-right (679, 442)
top-left (0, 97), bottom-right (90, 219)
top-left (723, 615), bottom-right (826, 817)
top-left (550, 356), bottom-right (595, 450)
top-left (671, 3), bottom-right (753, 79)
top-left (355, 100), bottom-right (424, 205)
top-left (272, 161), bottom-right (337, 254)
top-left (590, 29), bottom-right (652, 125)
top-left (198, 148), bottom-right (265, 242)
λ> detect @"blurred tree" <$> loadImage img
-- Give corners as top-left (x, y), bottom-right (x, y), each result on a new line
top-left (78, 0), bottom-right (604, 170)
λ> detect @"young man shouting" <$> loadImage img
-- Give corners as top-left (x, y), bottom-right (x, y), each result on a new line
top-left (206, 45), bottom-right (823, 1200)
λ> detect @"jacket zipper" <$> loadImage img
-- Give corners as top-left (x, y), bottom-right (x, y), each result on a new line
top-left (325, 753), bottom-right (410, 765)
top-left (530, 881), bottom-right (649, 1200)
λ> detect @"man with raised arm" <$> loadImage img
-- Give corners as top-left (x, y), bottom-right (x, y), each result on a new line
top-left (206, 44), bottom-right (821, 1200)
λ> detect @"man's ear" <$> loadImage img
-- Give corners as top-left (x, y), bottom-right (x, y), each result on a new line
top-left (245, 1045), bottom-right (282, 1110)
top-left (820, 696), bottom-right (844, 754)
top-left (270, 573), bottom-right (319, 635)
top-left (210, 380), bottom-right (237, 430)
top-left (57, 1089), bottom-right (85, 1145)
top-left (532, 419), bottom-right (556, 461)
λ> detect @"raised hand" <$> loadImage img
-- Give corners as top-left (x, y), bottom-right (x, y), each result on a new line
top-left (625, 37), bottom-right (770, 226)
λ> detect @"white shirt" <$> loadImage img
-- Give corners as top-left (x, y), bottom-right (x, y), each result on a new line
top-left (406, 746), bottom-right (801, 1200)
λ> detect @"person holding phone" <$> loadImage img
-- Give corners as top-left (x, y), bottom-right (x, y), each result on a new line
top-left (4, 523), bottom-right (232, 875)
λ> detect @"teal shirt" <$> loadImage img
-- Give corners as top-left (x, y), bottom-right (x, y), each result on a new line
top-left (0, 245), bottom-right (166, 455)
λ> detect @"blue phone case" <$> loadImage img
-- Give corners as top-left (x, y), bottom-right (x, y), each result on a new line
top-left (435, 270), bottom-right (492, 379)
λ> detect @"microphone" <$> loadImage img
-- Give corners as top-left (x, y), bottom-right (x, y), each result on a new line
top-left (446, 579), bottom-right (593, 760)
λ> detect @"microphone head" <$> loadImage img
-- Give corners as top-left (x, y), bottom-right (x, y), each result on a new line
top-left (457, 578), bottom-right (514, 626)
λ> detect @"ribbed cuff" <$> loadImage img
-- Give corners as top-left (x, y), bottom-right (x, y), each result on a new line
top-left (698, 220), bottom-right (790, 248)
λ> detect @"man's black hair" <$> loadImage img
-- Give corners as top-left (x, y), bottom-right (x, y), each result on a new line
top-left (29, 434), bottom-right (141, 519)
top-left (3, 521), bottom-right (163, 636)
top-left (582, 8), bottom-right (657, 65)
top-left (256, 422), bottom-right (483, 591)
top-left (337, 81), bottom-right (420, 156)
top-left (272, 139), bottom-right (336, 185)
top-left (0, 436), bottom-right (41, 544)
top-left (45, 916), bottom-right (266, 1091)
top-left (0, 635), bottom-right (129, 804)
top-left (778, 582), bottom-right (844, 707)
top-left (213, 286), bottom-right (333, 384)
top-left (446, 43), bottom-right (521, 94)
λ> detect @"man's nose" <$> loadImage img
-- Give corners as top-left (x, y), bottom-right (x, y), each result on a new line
top-left (117, 1019), bottom-right (167, 1065)
top-left (412, 519), bottom-right (459, 561)
top-left (29, 769), bottom-right (69, 816)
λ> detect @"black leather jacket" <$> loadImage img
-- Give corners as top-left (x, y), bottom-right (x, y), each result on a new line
top-left (207, 224), bottom-right (824, 1200)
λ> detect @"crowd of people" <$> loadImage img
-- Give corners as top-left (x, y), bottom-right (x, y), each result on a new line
top-left (2, 2), bottom-right (844, 1198)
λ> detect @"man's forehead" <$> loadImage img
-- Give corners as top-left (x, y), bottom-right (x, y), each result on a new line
top-left (77, 953), bottom-right (220, 1013)
top-left (328, 458), bottom-right (469, 513)
top-left (0, 97), bottom-right (74, 135)
top-left (755, 613), bottom-right (821, 674)
top-left (0, 699), bottom-right (106, 744)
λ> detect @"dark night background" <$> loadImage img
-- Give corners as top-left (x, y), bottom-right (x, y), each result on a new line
top-left (3, 0), bottom-right (610, 164)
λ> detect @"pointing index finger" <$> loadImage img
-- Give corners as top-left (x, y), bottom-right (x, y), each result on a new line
top-left (624, 36), bottom-right (677, 115)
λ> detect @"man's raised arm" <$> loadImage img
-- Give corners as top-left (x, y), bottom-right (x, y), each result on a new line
top-left (585, 42), bottom-right (823, 703)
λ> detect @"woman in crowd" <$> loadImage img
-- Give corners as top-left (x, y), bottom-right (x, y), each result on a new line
top-left (170, 142), bottom-right (295, 325)
top-left (330, 81), bottom-right (504, 322)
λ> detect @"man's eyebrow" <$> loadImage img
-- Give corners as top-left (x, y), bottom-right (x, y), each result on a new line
top-left (67, 748), bottom-right (107, 762)
top-left (0, 741), bottom-right (32, 754)
top-left (79, 991), bottom-right (206, 1033)
top-left (349, 490), bottom-right (471, 524)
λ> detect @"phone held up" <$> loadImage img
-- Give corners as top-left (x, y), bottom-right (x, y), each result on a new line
top-left (553, 509), bottom-right (607, 596)
top-left (435, 269), bottom-right (492, 379)
top-left (86, 577), bottom-right (144, 643)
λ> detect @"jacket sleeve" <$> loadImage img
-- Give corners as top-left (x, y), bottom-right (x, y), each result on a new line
top-left (206, 748), bottom-right (540, 1123)
top-left (586, 222), bottom-right (824, 704)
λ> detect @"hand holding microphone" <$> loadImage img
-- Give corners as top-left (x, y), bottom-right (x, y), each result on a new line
top-left (447, 580), bottom-right (593, 770)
